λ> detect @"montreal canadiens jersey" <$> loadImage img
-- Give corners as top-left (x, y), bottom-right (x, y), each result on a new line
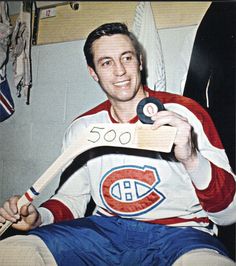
top-left (40, 87), bottom-right (236, 235)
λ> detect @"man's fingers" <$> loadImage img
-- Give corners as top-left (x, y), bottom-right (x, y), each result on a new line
top-left (8, 196), bottom-right (20, 214)
top-left (150, 110), bottom-right (196, 162)
top-left (151, 111), bottom-right (188, 129)
top-left (20, 205), bottom-right (30, 217)
top-left (0, 205), bottom-right (17, 223)
top-left (0, 196), bottom-right (21, 222)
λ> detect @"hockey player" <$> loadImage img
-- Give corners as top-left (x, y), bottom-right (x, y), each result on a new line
top-left (0, 22), bottom-right (235, 266)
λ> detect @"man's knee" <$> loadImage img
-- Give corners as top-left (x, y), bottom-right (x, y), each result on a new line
top-left (173, 248), bottom-right (236, 266)
top-left (0, 235), bottom-right (57, 266)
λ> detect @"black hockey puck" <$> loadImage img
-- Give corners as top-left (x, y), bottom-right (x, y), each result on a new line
top-left (137, 97), bottom-right (165, 124)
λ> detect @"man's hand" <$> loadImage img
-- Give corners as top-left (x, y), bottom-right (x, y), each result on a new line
top-left (151, 110), bottom-right (199, 171)
top-left (0, 195), bottom-right (42, 231)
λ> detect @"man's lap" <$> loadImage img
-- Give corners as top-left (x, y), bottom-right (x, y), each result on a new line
top-left (28, 215), bottom-right (230, 266)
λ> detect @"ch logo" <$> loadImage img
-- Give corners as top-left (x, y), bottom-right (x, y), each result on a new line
top-left (99, 165), bottom-right (165, 216)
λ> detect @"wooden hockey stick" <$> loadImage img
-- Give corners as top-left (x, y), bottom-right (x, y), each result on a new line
top-left (0, 123), bottom-right (176, 236)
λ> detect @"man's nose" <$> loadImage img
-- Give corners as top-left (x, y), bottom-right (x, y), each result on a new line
top-left (114, 61), bottom-right (126, 76)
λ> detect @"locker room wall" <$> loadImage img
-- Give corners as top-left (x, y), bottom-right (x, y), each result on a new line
top-left (8, 1), bottom-right (210, 44)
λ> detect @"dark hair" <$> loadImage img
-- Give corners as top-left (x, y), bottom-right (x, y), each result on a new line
top-left (83, 22), bottom-right (143, 70)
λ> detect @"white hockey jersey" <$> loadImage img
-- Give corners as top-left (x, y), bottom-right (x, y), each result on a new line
top-left (39, 87), bottom-right (236, 235)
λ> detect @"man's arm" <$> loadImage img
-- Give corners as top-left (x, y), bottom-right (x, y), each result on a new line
top-left (151, 104), bottom-right (236, 226)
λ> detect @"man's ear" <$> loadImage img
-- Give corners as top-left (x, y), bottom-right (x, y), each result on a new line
top-left (139, 55), bottom-right (143, 71)
top-left (88, 66), bottom-right (99, 82)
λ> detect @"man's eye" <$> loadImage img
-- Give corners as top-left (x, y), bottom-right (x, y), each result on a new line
top-left (122, 56), bottom-right (132, 62)
top-left (101, 60), bottom-right (112, 67)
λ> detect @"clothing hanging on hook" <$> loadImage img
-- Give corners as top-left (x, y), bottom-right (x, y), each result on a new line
top-left (0, 1), bottom-right (14, 122)
top-left (11, 0), bottom-right (33, 105)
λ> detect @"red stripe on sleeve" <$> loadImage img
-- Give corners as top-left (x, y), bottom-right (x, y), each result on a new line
top-left (194, 163), bottom-right (235, 213)
top-left (41, 199), bottom-right (74, 223)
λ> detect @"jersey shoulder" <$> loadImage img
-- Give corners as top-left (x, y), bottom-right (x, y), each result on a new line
top-left (73, 100), bottom-right (111, 122)
top-left (148, 89), bottom-right (210, 123)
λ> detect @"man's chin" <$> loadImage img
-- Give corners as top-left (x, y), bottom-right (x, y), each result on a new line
top-left (116, 94), bottom-right (136, 102)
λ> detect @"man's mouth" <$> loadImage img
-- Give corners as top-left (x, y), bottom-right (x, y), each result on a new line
top-left (113, 80), bottom-right (130, 87)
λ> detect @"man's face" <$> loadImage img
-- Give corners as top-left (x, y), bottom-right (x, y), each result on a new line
top-left (88, 34), bottom-right (143, 103)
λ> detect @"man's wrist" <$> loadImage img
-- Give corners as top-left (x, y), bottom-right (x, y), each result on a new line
top-left (181, 151), bottom-right (199, 172)
top-left (32, 210), bottom-right (43, 228)
top-left (37, 207), bottom-right (54, 226)
top-left (185, 152), bottom-right (212, 190)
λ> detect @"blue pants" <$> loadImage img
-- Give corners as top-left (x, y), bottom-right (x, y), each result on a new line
top-left (29, 215), bottom-right (229, 266)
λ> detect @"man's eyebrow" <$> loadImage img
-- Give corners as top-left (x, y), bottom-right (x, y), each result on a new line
top-left (121, 51), bottom-right (135, 56)
top-left (97, 51), bottom-right (135, 64)
top-left (97, 56), bottom-right (111, 64)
